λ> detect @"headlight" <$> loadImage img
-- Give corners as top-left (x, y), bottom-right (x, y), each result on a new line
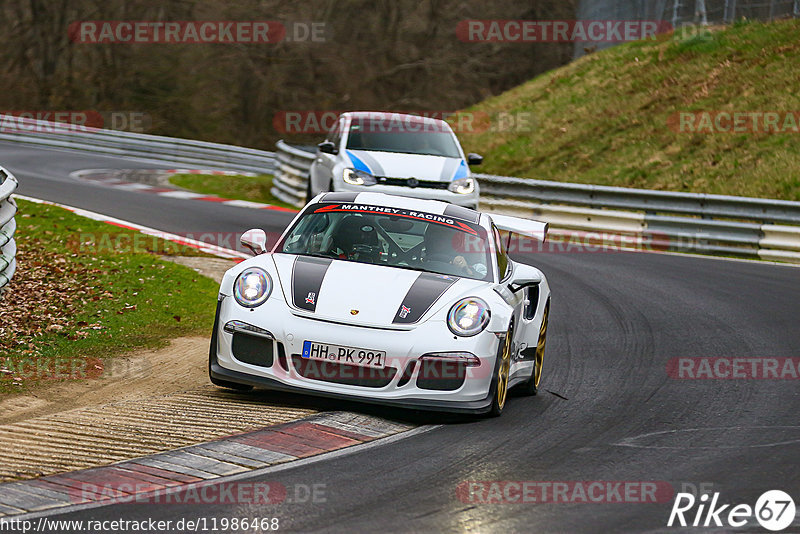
top-left (343, 168), bottom-right (377, 186)
top-left (447, 297), bottom-right (490, 337)
top-left (448, 177), bottom-right (475, 194)
top-left (234, 268), bottom-right (272, 308)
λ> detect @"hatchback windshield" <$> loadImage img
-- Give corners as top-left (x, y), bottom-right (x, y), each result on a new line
top-left (345, 120), bottom-right (461, 158)
top-left (279, 203), bottom-right (492, 281)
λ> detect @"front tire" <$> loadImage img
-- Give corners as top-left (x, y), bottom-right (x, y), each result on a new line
top-left (488, 319), bottom-right (514, 417)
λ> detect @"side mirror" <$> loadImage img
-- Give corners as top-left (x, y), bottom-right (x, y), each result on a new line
top-left (508, 264), bottom-right (542, 293)
top-left (318, 140), bottom-right (338, 155)
top-left (241, 229), bottom-right (268, 256)
top-left (467, 153), bottom-right (483, 166)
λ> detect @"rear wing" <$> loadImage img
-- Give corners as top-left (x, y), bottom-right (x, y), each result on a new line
top-left (489, 214), bottom-right (548, 243)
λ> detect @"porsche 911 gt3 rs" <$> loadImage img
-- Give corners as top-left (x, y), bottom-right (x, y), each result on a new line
top-left (209, 192), bottom-right (550, 416)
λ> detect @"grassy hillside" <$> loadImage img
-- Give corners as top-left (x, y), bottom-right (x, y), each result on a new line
top-left (461, 19), bottom-right (800, 201)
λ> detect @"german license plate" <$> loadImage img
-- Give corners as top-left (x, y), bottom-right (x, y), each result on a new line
top-left (301, 341), bottom-right (386, 369)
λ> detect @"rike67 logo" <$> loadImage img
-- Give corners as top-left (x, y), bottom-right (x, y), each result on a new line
top-left (668, 490), bottom-right (796, 531)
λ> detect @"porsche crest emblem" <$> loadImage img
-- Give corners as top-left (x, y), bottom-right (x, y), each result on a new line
top-left (350, 309), bottom-right (359, 315)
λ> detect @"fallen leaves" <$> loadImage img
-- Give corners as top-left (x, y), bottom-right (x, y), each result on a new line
top-left (0, 239), bottom-right (111, 356)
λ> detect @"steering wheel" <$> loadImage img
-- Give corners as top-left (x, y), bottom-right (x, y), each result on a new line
top-left (350, 244), bottom-right (381, 263)
top-left (426, 252), bottom-right (454, 263)
top-left (424, 252), bottom-right (474, 276)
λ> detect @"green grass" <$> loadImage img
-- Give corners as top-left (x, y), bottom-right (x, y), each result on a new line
top-left (0, 200), bottom-right (220, 394)
top-left (457, 19), bottom-right (800, 201)
top-left (169, 173), bottom-right (298, 210)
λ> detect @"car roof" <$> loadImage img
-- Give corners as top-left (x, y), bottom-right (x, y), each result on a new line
top-left (319, 192), bottom-right (482, 225)
top-left (341, 111), bottom-right (451, 127)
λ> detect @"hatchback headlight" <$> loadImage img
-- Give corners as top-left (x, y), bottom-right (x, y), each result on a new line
top-left (343, 168), bottom-right (377, 186)
top-left (447, 297), bottom-right (490, 336)
top-left (448, 177), bottom-right (475, 194)
top-left (234, 268), bottom-right (272, 308)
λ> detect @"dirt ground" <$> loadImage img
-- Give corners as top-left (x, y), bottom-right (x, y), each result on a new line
top-left (0, 257), bottom-right (318, 481)
top-left (1, 256), bottom-right (234, 424)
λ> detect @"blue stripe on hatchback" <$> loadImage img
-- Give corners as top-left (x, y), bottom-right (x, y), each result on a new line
top-left (453, 160), bottom-right (468, 180)
top-left (346, 150), bottom-right (372, 174)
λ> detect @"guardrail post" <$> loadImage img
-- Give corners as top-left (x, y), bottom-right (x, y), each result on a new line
top-left (0, 167), bottom-right (19, 299)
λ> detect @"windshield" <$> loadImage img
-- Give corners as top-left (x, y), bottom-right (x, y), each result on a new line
top-left (345, 120), bottom-right (461, 158)
top-left (278, 203), bottom-right (493, 281)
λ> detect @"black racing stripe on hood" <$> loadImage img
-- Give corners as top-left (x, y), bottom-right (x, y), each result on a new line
top-left (393, 273), bottom-right (457, 324)
top-left (324, 192), bottom-right (359, 203)
top-left (443, 204), bottom-right (480, 223)
top-left (292, 256), bottom-right (332, 311)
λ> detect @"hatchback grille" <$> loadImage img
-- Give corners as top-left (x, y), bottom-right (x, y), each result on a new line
top-left (376, 176), bottom-right (450, 190)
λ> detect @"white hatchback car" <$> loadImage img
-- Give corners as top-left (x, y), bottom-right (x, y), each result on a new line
top-left (308, 112), bottom-right (482, 209)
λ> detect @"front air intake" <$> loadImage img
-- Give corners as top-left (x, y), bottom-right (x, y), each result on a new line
top-left (232, 333), bottom-right (274, 367)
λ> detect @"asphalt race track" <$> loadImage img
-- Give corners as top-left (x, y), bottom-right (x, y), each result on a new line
top-left (3, 141), bottom-right (799, 532)
top-left (1, 142), bottom-right (297, 248)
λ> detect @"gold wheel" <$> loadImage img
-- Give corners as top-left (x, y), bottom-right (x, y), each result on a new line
top-left (496, 324), bottom-right (513, 410)
top-left (534, 304), bottom-right (549, 388)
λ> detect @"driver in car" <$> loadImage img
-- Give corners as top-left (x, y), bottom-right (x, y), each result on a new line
top-left (330, 215), bottom-right (382, 263)
top-left (423, 222), bottom-right (480, 277)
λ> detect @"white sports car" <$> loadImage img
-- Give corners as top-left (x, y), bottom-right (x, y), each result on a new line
top-left (209, 192), bottom-right (550, 416)
top-left (308, 111), bottom-right (482, 209)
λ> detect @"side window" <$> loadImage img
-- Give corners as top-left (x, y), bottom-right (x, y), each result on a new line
top-left (326, 119), bottom-right (343, 150)
top-left (492, 225), bottom-right (510, 281)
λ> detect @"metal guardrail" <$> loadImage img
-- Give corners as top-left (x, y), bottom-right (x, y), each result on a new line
top-left (0, 167), bottom-right (18, 297)
top-left (272, 140), bottom-right (315, 206)
top-left (272, 141), bottom-right (800, 263)
top-left (0, 115), bottom-right (276, 175)
top-left (478, 175), bottom-right (800, 261)
top-left (479, 175), bottom-right (800, 224)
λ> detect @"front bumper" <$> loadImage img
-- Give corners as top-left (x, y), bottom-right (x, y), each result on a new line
top-left (209, 296), bottom-right (500, 414)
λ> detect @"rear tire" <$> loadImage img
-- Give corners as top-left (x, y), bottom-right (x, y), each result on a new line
top-left (517, 301), bottom-right (549, 396)
top-left (488, 319), bottom-right (514, 417)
